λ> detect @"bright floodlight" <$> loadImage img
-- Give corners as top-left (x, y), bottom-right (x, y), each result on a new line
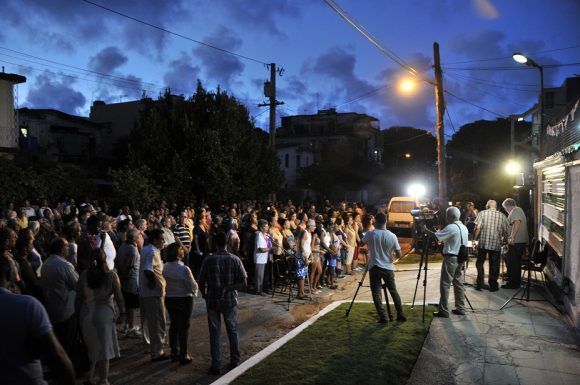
top-left (504, 160), bottom-right (521, 175)
top-left (408, 183), bottom-right (426, 198)
top-left (512, 53), bottom-right (528, 64)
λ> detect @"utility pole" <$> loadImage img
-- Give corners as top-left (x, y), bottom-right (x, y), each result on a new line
top-left (259, 63), bottom-right (284, 201)
top-left (433, 42), bottom-right (447, 202)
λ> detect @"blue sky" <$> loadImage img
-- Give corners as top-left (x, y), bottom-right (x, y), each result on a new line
top-left (2, 0), bottom-right (579, 135)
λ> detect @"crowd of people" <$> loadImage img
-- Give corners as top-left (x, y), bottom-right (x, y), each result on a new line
top-left (0, 197), bottom-right (376, 384)
top-left (0, 195), bottom-right (529, 383)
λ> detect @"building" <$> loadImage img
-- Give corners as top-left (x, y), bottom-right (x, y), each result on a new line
top-left (18, 108), bottom-right (106, 163)
top-left (89, 99), bottom-right (143, 156)
top-left (0, 71), bottom-right (26, 155)
top-left (531, 76), bottom-right (580, 332)
top-left (275, 108), bottom-right (383, 199)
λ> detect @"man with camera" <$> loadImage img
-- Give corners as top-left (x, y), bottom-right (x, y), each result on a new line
top-left (423, 206), bottom-right (468, 318)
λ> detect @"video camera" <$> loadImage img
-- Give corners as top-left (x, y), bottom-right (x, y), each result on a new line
top-left (411, 207), bottom-right (440, 250)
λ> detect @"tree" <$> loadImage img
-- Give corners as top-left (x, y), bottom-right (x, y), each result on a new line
top-left (446, 118), bottom-right (531, 202)
top-left (120, 82), bottom-right (283, 204)
top-left (108, 165), bottom-right (159, 209)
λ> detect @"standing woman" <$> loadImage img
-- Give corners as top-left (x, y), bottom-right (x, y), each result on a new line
top-left (14, 228), bottom-right (43, 301)
top-left (343, 214), bottom-right (358, 275)
top-left (281, 218), bottom-right (306, 298)
top-left (76, 248), bottom-right (125, 385)
top-left (253, 219), bottom-right (271, 295)
top-left (163, 243), bottom-right (198, 365)
top-left (309, 227), bottom-right (323, 294)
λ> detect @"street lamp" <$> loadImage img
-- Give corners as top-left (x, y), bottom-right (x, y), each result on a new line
top-left (513, 52), bottom-right (544, 154)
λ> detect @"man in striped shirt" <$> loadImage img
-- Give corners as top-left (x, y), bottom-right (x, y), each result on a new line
top-left (474, 200), bottom-right (509, 291)
top-left (173, 212), bottom-right (192, 266)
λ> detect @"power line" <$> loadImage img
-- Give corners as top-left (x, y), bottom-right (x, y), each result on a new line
top-left (335, 84), bottom-right (392, 109)
top-left (444, 90), bottom-right (505, 118)
top-left (81, 0), bottom-right (268, 65)
top-left (445, 107), bottom-right (457, 134)
top-left (445, 61), bottom-right (580, 71)
top-left (444, 72), bottom-right (537, 92)
top-left (384, 131), bottom-right (432, 146)
top-left (323, 0), bottom-right (433, 85)
top-left (443, 44), bottom-right (580, 65)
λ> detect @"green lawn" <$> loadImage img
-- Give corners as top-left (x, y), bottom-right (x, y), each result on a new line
top-left (233, 303), bottom-right (433, 385)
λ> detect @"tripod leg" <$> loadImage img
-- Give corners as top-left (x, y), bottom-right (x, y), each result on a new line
top-left (383, 283), bottom-right (393, 321)
top-left (411, 237), bottom-right (428, 309)
top-left (499, 284), bottom-right (526, 310)
top-left (464, 291), bottom-right (474, 311)
top-left (346, 266), bottom-right (368, 317)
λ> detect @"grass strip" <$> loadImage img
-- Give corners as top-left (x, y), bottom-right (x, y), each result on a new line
top-left (233, 303), bottom-right (433, 385)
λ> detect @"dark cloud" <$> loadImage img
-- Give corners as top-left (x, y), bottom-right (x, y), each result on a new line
top-left (26, 73), bottom-right (86, 114)
top-left (277, 75), bottom-right (308, 100)
top-left (163, 52), bottom-right (201, 95)
top-left (193, 26), bottom-right (245, 89)
top-left (4, 0), bottom-right (189, 56)
top-left (215, 0), bottom-right (301, 38)
top-left (88, 46), bottom-right (128, 74)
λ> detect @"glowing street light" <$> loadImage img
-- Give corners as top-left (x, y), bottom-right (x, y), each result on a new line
top-left (404, 153), bottom-right (412, 158)
top-left (408, 183), bottom-right (426, 198)
top-left (399, 78), bottom-right (416, 94)
top-left (504, 160), bottom-right (521, 175)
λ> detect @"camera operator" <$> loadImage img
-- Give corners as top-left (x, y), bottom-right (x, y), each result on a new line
top-left (423, 206), bottom-right (468, 318)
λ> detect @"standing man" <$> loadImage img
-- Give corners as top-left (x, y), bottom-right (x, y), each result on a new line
top-left (363, 213), bottom-right (406, 323)
top-left (423, 207), bottom-right (468, 317)
top-left (253, 219), bottom-right (271, 295)
top-left (199, 232), bottom-right (247, 375)
top-left (501, 198), bottom-right (529, 289)
top-left (139, 229), bottom-right (168, 361)
top-left (473, 200), bottom-right (509, 292)
top-left (40, 238), bottom-right (79, 355)
top-left (115, 229), bottom-right (143, 338)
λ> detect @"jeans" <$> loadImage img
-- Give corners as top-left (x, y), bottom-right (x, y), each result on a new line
top-left (506, 243), bottom-right (526, 286)
top-left (369, 266), bottom-right (404, 320)
top-left (165, 296), bottom-right (193, 357)
top-left (207, 306), bottom-right (240, 369)
top-left (476, 248), bottom-right (501, 289)
top-left (438, 256), bottom-right (465, 316)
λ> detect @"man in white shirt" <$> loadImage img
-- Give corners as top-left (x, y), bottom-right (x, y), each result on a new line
top-left (253, 219), bottom-right (271, 295)
top-left (424, 206), bottom-right (469, 317)
top-left (363, 213), bottom-right (406, 323)
top-left (139, 229), bottom-right (168, 361)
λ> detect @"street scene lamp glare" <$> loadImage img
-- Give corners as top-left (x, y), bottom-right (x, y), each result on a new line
top-left (404, 153), bottom-right (411, 158)
top-left (399, 79), bottom-right (416, 94)
top-left (408, 183), bottom-right (426, 198)
top-left (504, 160), bottom-right (521, 175)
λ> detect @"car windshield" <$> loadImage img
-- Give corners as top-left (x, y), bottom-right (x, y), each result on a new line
top-left (390, 201), bottom-right (415, 214)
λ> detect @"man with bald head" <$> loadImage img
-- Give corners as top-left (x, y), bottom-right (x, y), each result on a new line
top-left (473, 200), bottom-right (509, 291)
top-left (424, 206), bottom-right (469, 317)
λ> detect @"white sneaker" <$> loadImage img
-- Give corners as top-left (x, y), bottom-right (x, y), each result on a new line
top-left (126, 328), bottom-right (142, 338)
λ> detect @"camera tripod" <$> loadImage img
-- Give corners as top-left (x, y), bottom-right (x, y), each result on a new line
top-left (345, 262), bottom-right (393, 321)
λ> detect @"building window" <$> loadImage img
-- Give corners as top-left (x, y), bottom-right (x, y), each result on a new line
top-left (285, 154), bottom-right (289, 168)
top-left (296, 155), bottom-right (301, 168)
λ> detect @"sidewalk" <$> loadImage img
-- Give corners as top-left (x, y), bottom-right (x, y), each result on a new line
top-left (407, 281), bottom-right (580, 385)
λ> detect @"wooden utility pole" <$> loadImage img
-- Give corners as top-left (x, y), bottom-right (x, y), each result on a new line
top-left (259, 63), bottom-right (284, 201)
top-left (433, 42), bottom-right (447, 202)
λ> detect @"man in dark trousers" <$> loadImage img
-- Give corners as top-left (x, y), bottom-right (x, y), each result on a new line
top-left (363, 213), bottom-right (406, 323)
top-left (199, 232), bottom-right (247, 375)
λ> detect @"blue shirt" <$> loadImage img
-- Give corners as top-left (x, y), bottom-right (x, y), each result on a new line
top-left (435, 221), bottom-right (469, 255)
top-left (363, 229), bottom-right (401, 271)
top-left (0, 288), bottom-right (52, 385)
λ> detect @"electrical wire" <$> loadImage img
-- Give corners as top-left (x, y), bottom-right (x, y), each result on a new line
top-left (334, 84), bottom-right (392, 109)
top-left (445, 107), bottom-right (457, 134)
top-left (323, 0), bottom-right (434, 85)
top-left (445, 62), bottom-right (580, 71)
top-left (443, 72), bottom-right (537, 92)
top-left (384, 131), bottom-right (432, 146)
top-left (443, 44), bottom-right (580, 65)
top-left (81, 0), bottom-right (269, 65)
top-left (444, 90), bottom-right (505, 118)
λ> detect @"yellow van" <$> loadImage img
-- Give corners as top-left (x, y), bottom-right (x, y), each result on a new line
top-left (387, 196), bottom-right (419, 230)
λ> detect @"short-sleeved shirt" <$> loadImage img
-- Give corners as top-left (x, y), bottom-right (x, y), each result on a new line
top-left (507, 207), bottom-right (529, 244)
top-left (115, 242), bottom-right (140, 294)
top-left (474, 208), bottom-right (509, 251)
top-left (363, 229), bottom-right (400, 271)
top-left (40, 255), bottom-right (79, 323)
top-left (163, 261), bottom-right (197, 297)
top-left (254, 232), bottom-right (269, 264)
top-left (139, 244), bottom-right (166, 297)
top-left (199, 250), bottom-right (247, 310)
top-left (435, 221), bottom-right (469, 255)
top-left (0, 288), bottom-right (52, 385)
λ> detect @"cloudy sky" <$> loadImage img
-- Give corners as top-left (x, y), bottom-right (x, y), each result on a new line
top-left (2, 0), bottom-right (579, 136)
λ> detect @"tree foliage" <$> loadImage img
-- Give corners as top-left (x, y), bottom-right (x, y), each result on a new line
top-left (446, 118), bottom-right (531, 201)
top-left (108, 165), bottom-right (159, 209)
top-left (120, 82), bottom-right (283, 204)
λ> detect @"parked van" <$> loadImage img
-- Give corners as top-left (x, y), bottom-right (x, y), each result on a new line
top-left (387, 196), bottom-right (419, 230)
